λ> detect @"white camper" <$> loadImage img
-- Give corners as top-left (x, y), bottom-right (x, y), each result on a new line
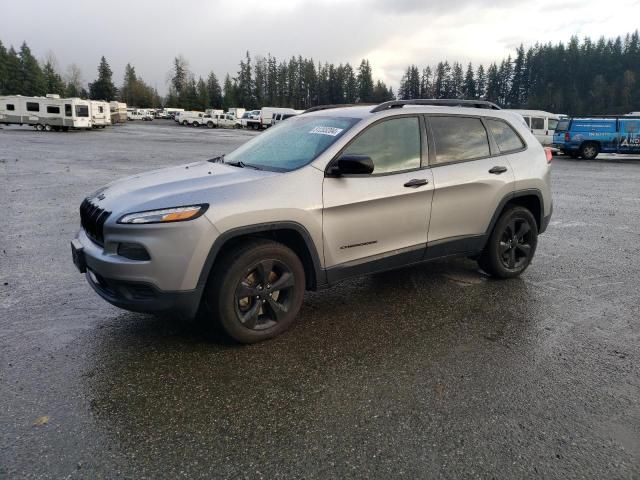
top-left (90, 100), bottom-right (112, 128)
top-left (0, 94), bottom-right (92, 131)
top-left (110, 101), bottom-right (127, 123)
top-left (506, 109), bottom-right (560, 146)
top-left (227, 107), bottom-right (245, 119)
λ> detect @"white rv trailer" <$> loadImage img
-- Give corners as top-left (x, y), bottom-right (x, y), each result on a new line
top-left (90, 100), bottom-right (112, 128)
top-left (0, 94), bottom-right (92, 131)
top-left (505, 109), bottom-right (560, 146)
top-left (109, 101), bottom-right (127, 123)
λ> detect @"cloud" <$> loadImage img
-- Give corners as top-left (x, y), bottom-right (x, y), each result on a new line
top-left (2, 0), bottom-right (639, 95)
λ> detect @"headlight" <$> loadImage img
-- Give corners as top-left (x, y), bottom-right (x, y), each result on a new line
top-left (118, 204), bottom-right (208, 224)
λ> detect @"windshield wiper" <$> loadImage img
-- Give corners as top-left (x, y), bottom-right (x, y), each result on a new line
top-left (225, 160), bottom-right (245, 168)
top-left (207, 154), bottom-right (225, 163)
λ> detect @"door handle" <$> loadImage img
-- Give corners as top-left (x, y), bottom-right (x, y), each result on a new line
top-left (404, 178), bottom-right (429, 188)
top-left (489, 166), bottom-right (508, 175)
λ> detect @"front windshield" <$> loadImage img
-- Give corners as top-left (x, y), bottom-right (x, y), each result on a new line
top-left (224, 115), bottom-right (360, 171)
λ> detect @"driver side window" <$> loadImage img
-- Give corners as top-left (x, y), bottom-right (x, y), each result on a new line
top-left (342, 117), bottom-right (421, 174)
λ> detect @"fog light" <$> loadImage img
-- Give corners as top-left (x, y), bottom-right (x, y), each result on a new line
top-left (117, 242), bottom-right (150, 261)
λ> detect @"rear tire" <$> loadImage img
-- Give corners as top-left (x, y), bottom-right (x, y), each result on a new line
top-left (203, 239), bottom-right (305, 343)
top-left (580, 142), bottom-right (599, 160)
top-left (478, 206), bottom-right (538, 279)
top-left (44, 124), bottom-right (52, 132)
top-left (35, 124), bottom-right (44, 131)
top-left (192, 121), bottom-right (199, 128)
top-left (207, 122), bottom-right (214, 129)
top-left (182, 120), bottom-right (188, 126)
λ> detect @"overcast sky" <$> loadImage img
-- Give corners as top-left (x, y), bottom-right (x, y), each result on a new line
top-left (3, 0), bottom-right (640, 93)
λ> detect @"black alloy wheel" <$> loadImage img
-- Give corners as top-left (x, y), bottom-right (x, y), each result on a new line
top-left (234, 259), bottom-right (295, 331)
top-left (478, 206), bottom-right (538, 278)
top-left (205, 239), bottom-right (305, 343)
top-left (498, 217), bottom-right (533, 270)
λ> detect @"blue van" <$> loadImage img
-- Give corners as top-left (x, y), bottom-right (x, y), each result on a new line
top-left (553, 116), bottom-right (640, 159)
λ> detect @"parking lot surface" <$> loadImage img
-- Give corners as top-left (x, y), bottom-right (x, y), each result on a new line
top-left (1, 121), bottom-right (639, 479)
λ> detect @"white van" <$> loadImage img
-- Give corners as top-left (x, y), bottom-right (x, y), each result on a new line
top-left (259, 107), bottom-right (298, 129)
top-left (90, 100), bottom-right (112, 128)
top-left (0, 94), bottom-right (92, 131)
top-left (506, 109), bottom-right (560, 146)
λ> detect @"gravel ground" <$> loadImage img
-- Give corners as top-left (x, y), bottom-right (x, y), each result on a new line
top-left (1, 121), bottom-right (639, 479)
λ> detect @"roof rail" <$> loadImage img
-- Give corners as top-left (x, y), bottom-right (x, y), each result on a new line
top-left (302, 103), bottom-right (374, 114)
top-left (370, 99), bottom-right (501, 113)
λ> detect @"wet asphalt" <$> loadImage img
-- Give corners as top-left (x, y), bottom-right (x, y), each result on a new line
top-left (1, 121), bottom-right (639, 479)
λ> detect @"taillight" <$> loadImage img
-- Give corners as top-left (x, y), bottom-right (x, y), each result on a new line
top-left (564, 132), bottom-right (570, 142)
top-left (544, 147), bottom-right (553, 163)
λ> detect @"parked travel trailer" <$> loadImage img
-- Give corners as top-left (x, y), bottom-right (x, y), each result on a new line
top-left (90, 100), bottom-right (112, 128)
top-left (506, 109), bottom-right (560, 146)
top-left (0, 94), bottom-right (92, 131)
top-left (110, 101), bottom-right (127, 123)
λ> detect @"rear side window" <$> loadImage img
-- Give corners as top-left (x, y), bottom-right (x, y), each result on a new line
top-left (6, 104), bottom-right (15, 111)
top-left (531, 117), bottom-right (545, 130)
top-left (47, 106), bottom-right (60, 114)
top-left (486, 119), bottom-right (525, 153)
top-left (26, 102), bottom-right (40, 112)
top-left (342, 117), bottom-right (421, 174)
top-left (430, 116), bottom-right (490, 164)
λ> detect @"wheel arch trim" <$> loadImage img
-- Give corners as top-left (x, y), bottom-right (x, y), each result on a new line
top-left (486, 189), bottom-right (546, 236)
top-left (196, 221), bottom-right (325, 291)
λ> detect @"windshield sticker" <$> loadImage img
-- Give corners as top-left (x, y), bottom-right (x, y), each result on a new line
top-left (309, 126), bottom-right (343, 136)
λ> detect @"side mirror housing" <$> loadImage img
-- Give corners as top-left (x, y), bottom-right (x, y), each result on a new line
top-left (328, 155), bottom-right (374, 176)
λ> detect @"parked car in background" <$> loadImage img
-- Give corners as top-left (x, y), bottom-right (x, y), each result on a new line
top-left (204, 113), bottom-right (237, 128)
top-left (259, 107), bottom-right (298, 129)
top-left (240, 110), bottom-right (261, 129)
top-left (71, 99), bottom-right (553, 343)
top-left (177, 111), bottom-right (207, 126)
top-left (0, 94), bottom-right (92, 130)
top-left (553, 116), bottom-right (640, 159)
top-left (271, 111), bottom-right (299, 126)
top-left (506, 109), bottom-right (560, 146)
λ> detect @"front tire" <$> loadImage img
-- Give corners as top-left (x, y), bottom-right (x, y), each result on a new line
top-left (478, 206), bottom-right (538, 278)
top-left (580, 142), bottom-right (599, 160)
top-left (204, 239), bottom-right (305, 343)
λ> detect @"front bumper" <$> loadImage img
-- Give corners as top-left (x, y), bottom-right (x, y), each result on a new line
top-left (72, 215), bottom-right (219, 319)
top-left (85, 268), bottom-right (201, 318)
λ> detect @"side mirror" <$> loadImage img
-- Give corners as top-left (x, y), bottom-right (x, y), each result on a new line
top-left (329, 155), bottom-right (374, 176)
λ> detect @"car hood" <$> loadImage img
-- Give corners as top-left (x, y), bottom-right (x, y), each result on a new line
top-left (88, 161), bottom-right (278, 214)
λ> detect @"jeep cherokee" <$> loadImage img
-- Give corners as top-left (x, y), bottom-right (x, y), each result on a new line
top-left (71, 99), bottom-right (553, 343)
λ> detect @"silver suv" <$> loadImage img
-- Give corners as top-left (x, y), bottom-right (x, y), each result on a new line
top-left (71, 99), bottom-right (553, 343)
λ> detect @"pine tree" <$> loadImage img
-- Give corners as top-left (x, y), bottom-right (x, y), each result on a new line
top-left (18, 42), bottom-right (45, 96)
top-left (462, 63), bottom-right (476, 99)
top-left (119, 63), bottom-right (137, 105)
top-left (420, 67), bottom-right (433, 98)
top-left (475, 64), bottom-right (486, 99)
top-left (485, 63), bottom-right (500, 103)
top-left (222, 74), bottom-right (237, 110)
top-left (237, 51), bottom-right (254, 108)
top-left (206, 72), bottom-right (222, 108)
top-left (343, 63), bottom-right (357, 103)
top-left (3, 46), bottom-right (22, 94)
top-left (196, 77), bottom-right (209, 110)
top-left (171, 56), bottom-right (188, 96)
top-left (0, 40), bottom-right (7, 94)
top-left (357, 59), bottom-right (374, 103)
top-left (451, 62), bottom-right (464, 99)
top-left (89, 56), bottom-right (117, 100)
top-left (42, 60), bottom-right (65, 95)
